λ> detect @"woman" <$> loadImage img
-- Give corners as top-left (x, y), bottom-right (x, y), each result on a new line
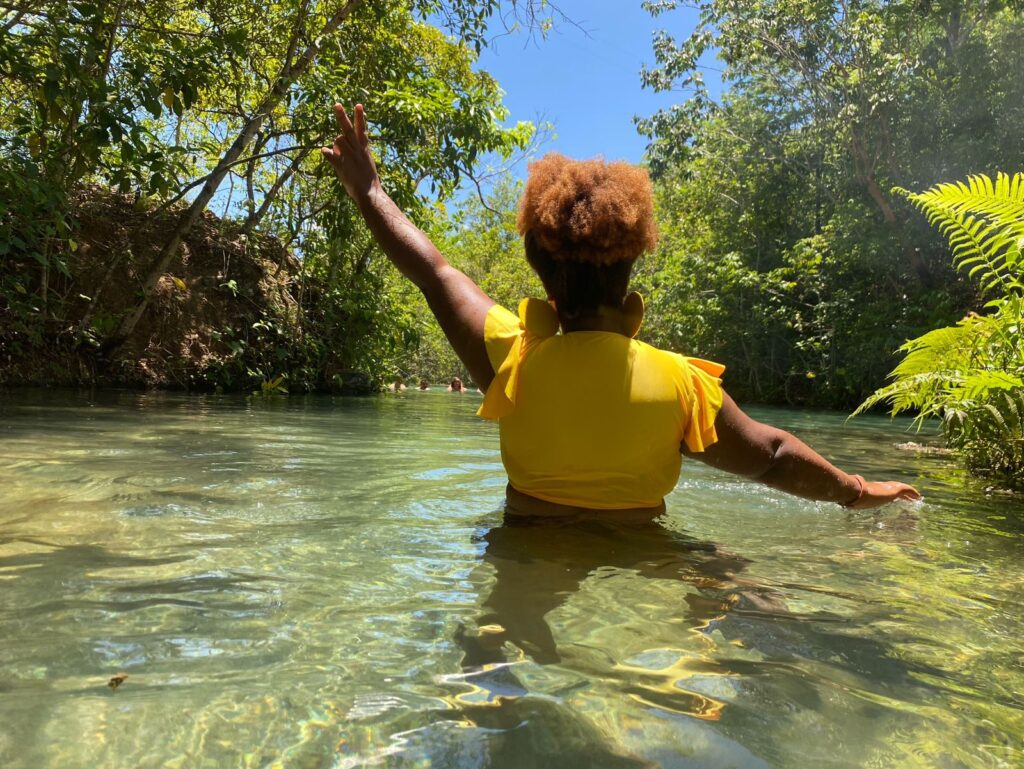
top-left (321, 103), bottom-right (920, 514)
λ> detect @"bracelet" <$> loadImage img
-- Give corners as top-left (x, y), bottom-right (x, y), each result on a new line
top-left (840, 474), bottom-right (866, 508)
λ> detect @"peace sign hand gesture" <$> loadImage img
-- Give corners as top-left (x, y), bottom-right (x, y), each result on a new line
top-left (321, 103), bottom-right (380, 202)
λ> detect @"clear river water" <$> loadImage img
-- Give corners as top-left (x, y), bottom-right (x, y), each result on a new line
top-left (0, 389), bottom-right (1022, 769)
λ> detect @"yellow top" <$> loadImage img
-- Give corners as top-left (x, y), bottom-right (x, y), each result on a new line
top-left (477, 299), bottom-right (726, 509)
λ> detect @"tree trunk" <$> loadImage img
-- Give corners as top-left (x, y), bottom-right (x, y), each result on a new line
top-left (243, 131), bottom-right (267, 223)
top-left (945, 4), bottom-right (963, 57)
top-left (849, 126), bottom-right (931, 284)
top-left (110, 0), bottom-right (361, 346)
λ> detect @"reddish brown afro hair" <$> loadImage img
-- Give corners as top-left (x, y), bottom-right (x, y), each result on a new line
top-left (517, 153), bottom-right (658, 265)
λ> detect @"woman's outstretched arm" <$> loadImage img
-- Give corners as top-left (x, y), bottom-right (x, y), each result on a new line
top-left (687, 391), bottom-right (922, 509)
top-left (321, 102), bottom-right (496, 390)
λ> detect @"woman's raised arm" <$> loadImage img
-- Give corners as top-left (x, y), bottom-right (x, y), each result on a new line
top-left (688, 391), bottom-right (922, 509)
top-left (321, 103), bottom-right (496, 390)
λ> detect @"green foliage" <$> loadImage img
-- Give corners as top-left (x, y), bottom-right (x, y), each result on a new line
top-left (635, 0), bottom-right (1024, 407)
top-left (255, 374), bottom-right (289, 398)
top-left (895, 173), bottom-right (1024, 296)
top-left (404, 176), bottom-right (544, 383)
top-left (857, 174), bottom-right (1024, 487)
top-left (1, 0), bottom-right (539, 390)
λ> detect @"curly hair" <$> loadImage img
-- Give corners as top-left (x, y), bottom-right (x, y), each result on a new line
top-left (517, 153), bottom-right (657, 265)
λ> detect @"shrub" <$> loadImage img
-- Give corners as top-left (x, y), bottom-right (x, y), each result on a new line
top-left (855, 173), bottom-right (1024, 487)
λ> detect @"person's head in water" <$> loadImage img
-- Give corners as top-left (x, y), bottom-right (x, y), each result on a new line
top-left (418, 378), bottom-right (429, 390)
top-left (518, 153), bottom-right (658, 327)
top-left (449, 377), bottom-right (463, 392)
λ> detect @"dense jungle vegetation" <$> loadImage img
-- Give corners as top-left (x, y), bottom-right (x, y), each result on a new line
top-left (0, 0), bottom-right (539, 390)
top-left (628, 0), bottom-right (1024, 412)
top-left (2, 0), bottom-right (1022, 481)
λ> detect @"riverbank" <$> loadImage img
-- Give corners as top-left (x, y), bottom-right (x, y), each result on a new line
top-left (1, 187), bottom-right (375, 394)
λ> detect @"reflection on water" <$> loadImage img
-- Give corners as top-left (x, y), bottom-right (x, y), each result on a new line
top-left (1, 389), bottom-right (1022, 768)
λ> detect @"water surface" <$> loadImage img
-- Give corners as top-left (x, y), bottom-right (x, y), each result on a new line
top-left (1, 390), bottom-right (1021, 768)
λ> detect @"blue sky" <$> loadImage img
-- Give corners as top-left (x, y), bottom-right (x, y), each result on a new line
top-left (474, 1), bottom-right (721, 173)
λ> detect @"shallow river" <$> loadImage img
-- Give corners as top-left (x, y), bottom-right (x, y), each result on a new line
top-left (1, 390), bottom-right (1022, 769)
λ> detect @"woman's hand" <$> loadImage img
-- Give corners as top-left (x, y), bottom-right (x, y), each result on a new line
top-left (845, 476), bottom-right (922, 509)
top-left (321, 103), bottom-right (380, 201)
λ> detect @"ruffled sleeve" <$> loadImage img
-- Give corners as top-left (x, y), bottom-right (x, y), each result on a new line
top-left (680, 357), bottom-right (726, 453)
top-left (477, 299), bottom-right (559, 421)
top-left (482, 303), bottom-right (521, 374)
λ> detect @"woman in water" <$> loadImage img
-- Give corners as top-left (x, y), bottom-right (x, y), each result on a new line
top-left (321, 103), bottom-right (920, 514)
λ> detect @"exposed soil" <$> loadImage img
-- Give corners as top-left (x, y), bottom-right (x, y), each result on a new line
top-left (1, 187), bottom-right (371, 393)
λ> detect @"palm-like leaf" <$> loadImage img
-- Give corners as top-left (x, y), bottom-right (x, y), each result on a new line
top-left (895, 172), bottom-right (1024, 296)
top-left (904, 173), bottom-right (1024, 222)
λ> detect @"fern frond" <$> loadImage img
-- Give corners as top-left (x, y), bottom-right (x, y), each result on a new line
top-left (1002, 390), bottom-right (1022, 425)
top-left (890, 317), bottom-right (992, 377)
top-left (899, 172), bottom-right (1024, 226)
top-left (896, 172), bottom-right (1024, 295)
top-left (983, 403), bottom-right (1009, 432)
top-left (859, 172), bottom-right (1024, 486)
top-left (934, 209), bottom-right (1020, 293)
top-left (953, 370), bottom-right (1024, 401)
top-left (851, 371), bottom-right (960, 421)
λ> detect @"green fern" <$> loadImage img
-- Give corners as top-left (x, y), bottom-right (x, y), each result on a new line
top-left (901, 172), bottom-right (1024, 223)
top-left (895, 172), bottom-right (1024, 296)
top-left (851, 316), bottom-right (989, 425)
top-left (857, 172), bottom-right (1024, 488)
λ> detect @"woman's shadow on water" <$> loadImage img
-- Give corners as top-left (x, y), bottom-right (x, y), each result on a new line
top-left (457, 512), bottom-right (776, 670)
top-left (415, 513), bottom-right (787, 769)
top-left (420, 510), bottom-right (948, 769)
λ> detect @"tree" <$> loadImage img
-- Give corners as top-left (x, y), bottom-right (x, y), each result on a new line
top-left (634, 0), bottom-right (1024, 406)
top-left (1, 0), bottom-right (549, 388)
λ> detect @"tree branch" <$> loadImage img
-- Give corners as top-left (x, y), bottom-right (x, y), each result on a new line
top-left (149, 143), bottom-right (322, 219)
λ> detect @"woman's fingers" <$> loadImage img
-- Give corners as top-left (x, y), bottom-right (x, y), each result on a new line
top-left (334, 103), bottom-right (355, 136)
top-left (321, 145), bottom-right (342, 171)
top-left (878, 482), bottom-right (921, 504)
top-left (323, 101), bottom-right (380, 198)
top-left (319, 137), bottom-right (342, 173)
top-left (355, 103), bottom-right (369, 146)
top-left (330, 103), bottom-right (370, 158)
top-left (851, 480), bottom-right (923, 508)
top-left (897, 483), bottom-right (922, 501)
top-left (882, 483), bottom-right (921, 505)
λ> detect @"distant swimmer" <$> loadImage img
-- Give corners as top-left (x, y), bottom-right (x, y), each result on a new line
top-left (447, 377), bottom-right (464, 393)
top-left (418, 378), bottom-right (430, 390)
